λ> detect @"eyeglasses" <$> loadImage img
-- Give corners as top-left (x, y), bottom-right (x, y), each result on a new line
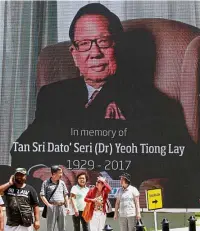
top-left (73, 36), bottom-right (115, 52)
top-left (78, 177), bottom-right (86, 180)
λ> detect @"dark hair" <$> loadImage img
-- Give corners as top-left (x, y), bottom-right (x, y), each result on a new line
top-left (69, 3), bottom-right (123, 42)
top-left (76, 172), bottom-right (89, 182)
top-left (51, 165), bottom-right (62, 174)
top-left (124, 178), bottom-right (131, 185)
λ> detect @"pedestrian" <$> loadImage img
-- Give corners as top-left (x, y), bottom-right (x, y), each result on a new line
top-left (40, 165), bottom-right (69, 231)
top-left (114, 173), bottom-right (141, 231)
top-left (84, 176), bottom-right (111, 231)
top-left (0, 168), bottom-right (40, 231)
top-left (70, 172), bottom-right (89, 231)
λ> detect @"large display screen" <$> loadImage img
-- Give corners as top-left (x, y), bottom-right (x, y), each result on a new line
top-left (0, 1), bottom-right (199, 208)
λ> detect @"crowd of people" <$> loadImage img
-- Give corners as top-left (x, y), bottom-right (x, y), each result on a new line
top-left (0, 166), bottom-right (140, 231)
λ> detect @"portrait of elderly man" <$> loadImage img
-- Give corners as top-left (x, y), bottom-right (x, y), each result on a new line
top-left (11, 3), bottom-right (199, 208)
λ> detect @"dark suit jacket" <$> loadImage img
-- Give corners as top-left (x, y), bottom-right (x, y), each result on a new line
top-left (11, 76), bottom-right (199, 207)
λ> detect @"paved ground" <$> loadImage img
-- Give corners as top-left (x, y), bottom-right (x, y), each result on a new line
top-left (2, 209), bottom-right (198, 231)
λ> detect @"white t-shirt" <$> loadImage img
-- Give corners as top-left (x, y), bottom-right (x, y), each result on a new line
top-left (116, 185), bottom-right (140, 217)
top-left (70, 184), bottom-right (89, 211)
top-left (0, 195), bottom-right (4, 205)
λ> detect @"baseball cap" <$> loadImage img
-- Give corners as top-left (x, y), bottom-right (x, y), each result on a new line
top-left (119, 172), bottom-right (131, 182)
top-left (14, 168), bottom-right (27, 175)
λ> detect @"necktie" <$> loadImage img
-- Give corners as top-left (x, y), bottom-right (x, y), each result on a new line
top-left (85, 90), bottom-right (99, 108)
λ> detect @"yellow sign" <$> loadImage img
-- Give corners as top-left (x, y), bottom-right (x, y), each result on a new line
top-left (146, 188), bottom-right (163, 210)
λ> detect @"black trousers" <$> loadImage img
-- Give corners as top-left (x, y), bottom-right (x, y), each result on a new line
top-left (72, 211), bottom-right (89, 231)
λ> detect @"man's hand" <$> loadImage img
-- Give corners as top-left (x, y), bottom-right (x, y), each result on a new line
top-left (136, 214), bottom-right (141, 220)
top-left (33, 220), bottom-right (40, 230)
top-left (65, 207), bottom-right (70, 215)
top-left (90, 198), bottom-right (97, 203)
top-left (9, 175), bottom-right (14, 186)
top-left (114, 213), bottom-right (118, 220)
top-left (47, 203), bottom-right (53, 208)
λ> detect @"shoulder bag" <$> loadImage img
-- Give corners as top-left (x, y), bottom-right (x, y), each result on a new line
top-left (82, 202), bottom-right (93, 222)
top-left (42, 180), bottom-right (60, 218)
top-left (15, 195), bottom-right (33, 227)
top-left (106, 198), bottom-right (113, 213)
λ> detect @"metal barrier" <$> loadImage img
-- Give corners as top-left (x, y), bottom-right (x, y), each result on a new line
top-left (161, 218), bottom-right (169, 231)
top-left (188, 216), bottom-right (196, 231)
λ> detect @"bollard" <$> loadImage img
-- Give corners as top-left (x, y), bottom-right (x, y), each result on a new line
top-left (102, 224), bottom-right (113, 231)
top-left (135, 219), bottom-right (145, 231)
top-left (161, 218), bottom-right (169, 231)
top-left (188, 216), bottom-right (196, 231)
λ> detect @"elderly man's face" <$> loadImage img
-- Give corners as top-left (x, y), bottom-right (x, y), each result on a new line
top-left (71, 14), bottom-right (117, 87)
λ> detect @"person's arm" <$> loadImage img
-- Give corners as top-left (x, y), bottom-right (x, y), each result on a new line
top-left (35, 85), bottom-right (53, 121)
top-left (64, 194), bottom-right (69, 208)
top-left (35, 83), bottom-right (65, 122)
top-left (70, 190), bottom-right (79, 216)
top-left (64, 194), bottom-right (70, 214)
top-left (0, 175), bottom-right (14, 194)
top-left (40, 195), bottom-right (51, 207)
top-left (33, 205), bottom-right (40, 230)
top-left (10, 85), bottom-right (58, 169)
top-left (62, 182), bottom-right (69, 214)
top-left (84, 189), bottom-right (96, 203)
top-left (103, 182), bottom-right (112, 194)
top-left (114, 198), bottom-right (120, 220)
top-left (40, 181), bottom-right (51, 207)
top-left (0, 206), bottom-right (4, 231)
top-left (134, 196), bottom-right (141, 220)
top-left (30, 187), bottom-right (40, 230)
